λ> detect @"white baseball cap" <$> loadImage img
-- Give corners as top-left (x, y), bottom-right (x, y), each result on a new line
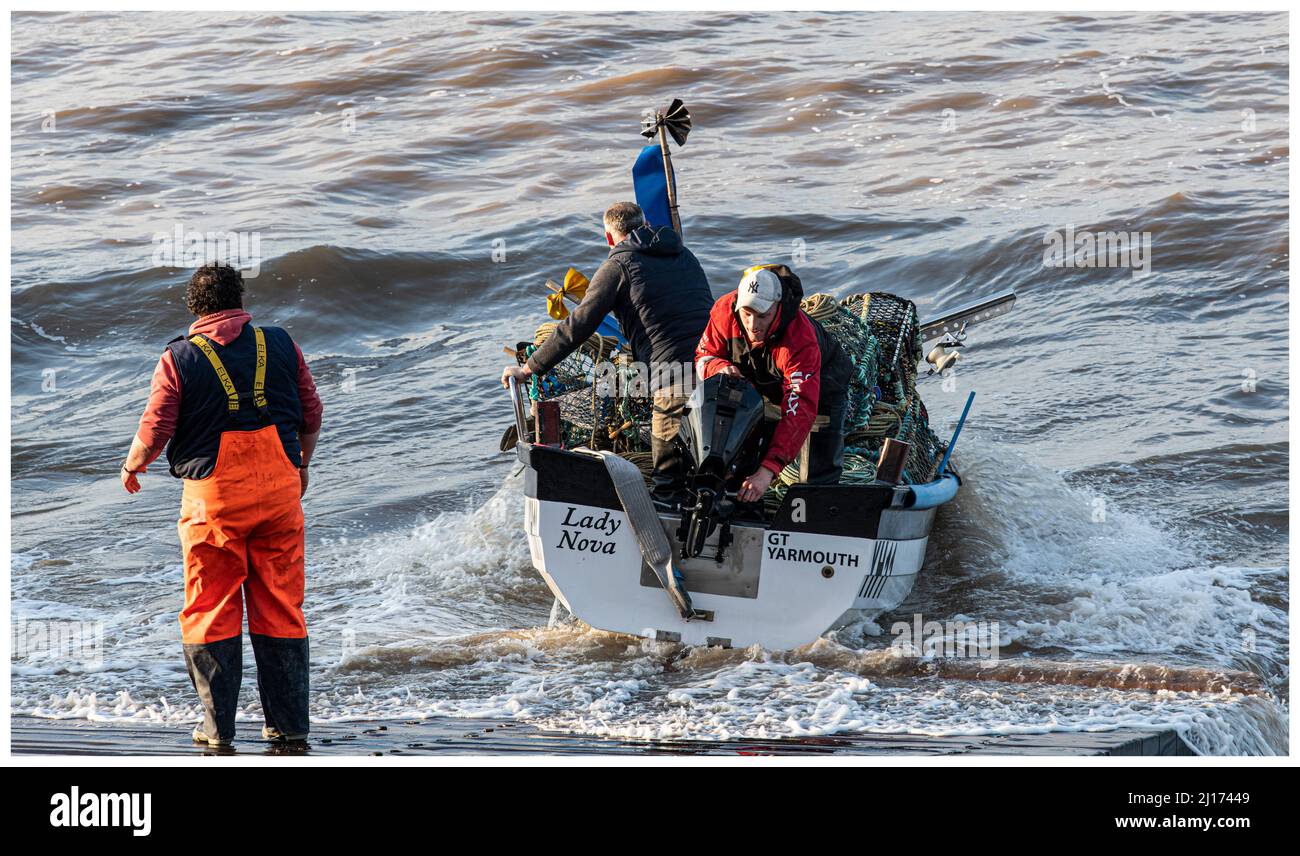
top-left (736, 267), bottom-right (782, 314)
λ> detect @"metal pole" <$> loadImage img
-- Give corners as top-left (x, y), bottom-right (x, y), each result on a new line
top-left (937, 391), bottom-right (975, 476)
top-left (657, 120), bottom-right (682, 236)
top-left (507, 376), bottom-right (528, 446)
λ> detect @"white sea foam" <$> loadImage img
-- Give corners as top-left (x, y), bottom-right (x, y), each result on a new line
top-left (11, 430), bottom-right (1286, 756)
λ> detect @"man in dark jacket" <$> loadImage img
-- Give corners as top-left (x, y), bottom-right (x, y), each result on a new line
top-left (695, 264), bottom-right (853, 502)
top-left (501, 202), bottom-right (713, 503)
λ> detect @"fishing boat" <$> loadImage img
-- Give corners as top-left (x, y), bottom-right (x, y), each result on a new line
top-left (503, 100), bottom-right (1015, 650)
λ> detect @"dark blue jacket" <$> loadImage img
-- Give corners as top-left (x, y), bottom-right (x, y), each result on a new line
top-left (527, 226), bottom-right (714, 374)
top-left (165, 322), bottom-right (304, 479)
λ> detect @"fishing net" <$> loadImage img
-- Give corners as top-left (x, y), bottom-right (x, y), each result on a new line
top-left (765, 292), bottom-right (946, 508)
top-left (522, 322), bottom-right (653, 456)
top-left (800, 293), bottom-right (880, 434)
top-left (836, 291), bottom-right (945, 485)
top-left (520, 291), bottom-right (947, 500)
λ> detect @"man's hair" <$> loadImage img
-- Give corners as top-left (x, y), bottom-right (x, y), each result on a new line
top-left (603, 202), bottom-right (645, 238)
top-left (185, 264), bottom-right (245, 316)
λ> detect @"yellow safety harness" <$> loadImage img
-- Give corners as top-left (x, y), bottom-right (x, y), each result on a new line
top-left (188, 327), bottom-right (270, 420)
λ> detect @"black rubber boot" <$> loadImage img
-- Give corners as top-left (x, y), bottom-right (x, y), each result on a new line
top-left (808, 389), bottom-right (848, 485)
top-left (251, 634), bottom-right (310, 740)
top-left (650, 387), bottom-right (690, 505)
top-left (183, 635), bottom-right (243, 744)
top-left (650, 433), bottom-right (687, 506)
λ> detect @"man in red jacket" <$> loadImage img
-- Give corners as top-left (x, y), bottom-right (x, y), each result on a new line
top-left (695, 264), bottom-right (853, 502)
top-left (121, 264), bottom-right (323, 747)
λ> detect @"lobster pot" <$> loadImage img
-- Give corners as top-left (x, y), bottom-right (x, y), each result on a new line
top-left (526, 324), bottom-right (653, 455)
top-left (841, 291), bottom-right (925, 404)
top-left (896, 396), bottom-right (945, 485)
top-left (800, 293), bottom-right (880, 434)
top-left (796, 292), bottom-right (946, 487)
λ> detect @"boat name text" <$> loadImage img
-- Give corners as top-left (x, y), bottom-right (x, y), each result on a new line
top-left (556, 506), bottom-right (621, 554)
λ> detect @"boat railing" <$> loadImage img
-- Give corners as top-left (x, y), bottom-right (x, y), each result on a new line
top-left (507, 376), bottom-right (529, 446)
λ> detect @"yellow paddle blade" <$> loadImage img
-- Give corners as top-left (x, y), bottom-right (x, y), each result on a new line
top-left (546, 290), bottom-right (569, 320)
top-left (563, 267), bottom-right (589, 298)
top-left (545, 268), bottom-right (591, 320)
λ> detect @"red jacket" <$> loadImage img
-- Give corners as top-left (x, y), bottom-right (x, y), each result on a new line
top-left (136, 309), bottom-right (323, 450)
top-left (694, 292), bottom-right (822, 477)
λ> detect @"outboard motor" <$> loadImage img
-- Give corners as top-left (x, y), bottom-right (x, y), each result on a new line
top-left (674, 374), bottom-right (767, 559)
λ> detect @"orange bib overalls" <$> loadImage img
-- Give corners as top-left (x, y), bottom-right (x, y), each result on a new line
top-left (178, 327), bottom-right (309, 743)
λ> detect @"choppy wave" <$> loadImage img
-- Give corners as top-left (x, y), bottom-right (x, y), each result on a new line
top-left (10, 10), bottom-right (1288, 753)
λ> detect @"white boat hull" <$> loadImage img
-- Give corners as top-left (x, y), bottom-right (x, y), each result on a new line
top-left (519, 444), bottom-right (952, 649)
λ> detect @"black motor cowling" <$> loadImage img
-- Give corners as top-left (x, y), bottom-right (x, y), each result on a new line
top-left (674, 374), bottom-right (767, 558)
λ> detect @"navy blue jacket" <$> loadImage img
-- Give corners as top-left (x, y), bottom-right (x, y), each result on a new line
top-left (165, 322), bottom-right (304, 479)
top-left (527, 226), bottom-right (714, 375)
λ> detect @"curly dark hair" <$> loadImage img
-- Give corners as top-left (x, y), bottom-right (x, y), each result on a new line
top-left (185, 264), bottom-right (245, 316)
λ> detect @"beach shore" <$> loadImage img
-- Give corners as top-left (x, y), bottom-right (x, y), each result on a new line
top-left (11, 716), bottom-right (1193, 757)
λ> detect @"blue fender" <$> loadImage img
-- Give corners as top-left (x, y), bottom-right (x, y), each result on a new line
top-left (903, 472), bottom-right (960, 509)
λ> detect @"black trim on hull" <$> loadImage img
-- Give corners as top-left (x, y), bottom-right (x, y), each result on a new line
top-left (520, 444), bottom-right (900, 539)
top-left (520, 444), bottom-right (623, 510)
top-left (770, 484), bottom-right (894, 539)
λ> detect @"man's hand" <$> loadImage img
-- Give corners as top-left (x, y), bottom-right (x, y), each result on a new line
top-left (501, 363), bottom-right (532, 389)
top-left (737, 466), bottom-right (775, 503)
top-left (720, 364), bottom-right (741, 379)
top-left (297, 433), bottom-right (314, 498)
top-left (121, 436), bottom-right (156, 495)
top-left (122, 464), bottom-right (145, 494)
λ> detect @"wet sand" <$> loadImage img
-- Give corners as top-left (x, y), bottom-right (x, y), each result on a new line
top-left (11, 716), bottom-right (1192, 757)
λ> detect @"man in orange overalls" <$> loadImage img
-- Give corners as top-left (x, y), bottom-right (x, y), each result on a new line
top-left (122, 264), bottom-right (323, 747)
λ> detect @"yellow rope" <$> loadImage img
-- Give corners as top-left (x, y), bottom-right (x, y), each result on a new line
top-left (534, 322), bottom-right (614, 363)
top-left (800, 292), bottom-right (841, 321)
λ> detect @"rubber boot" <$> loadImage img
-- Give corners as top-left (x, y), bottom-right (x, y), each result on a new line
top-left (251, 633), bottom-right (310, 740)
top-left (183, 635), bottom-right (242, 744)
top-left (808, 389), bottom-right (848, 485)
top-left (650, 386), bottom-right (690, 508)
top-left (650, 433), bottom-right (687, 507)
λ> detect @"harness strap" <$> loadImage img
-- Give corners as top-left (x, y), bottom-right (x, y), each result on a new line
top-left (188, 327), bottom-right (272, 422)
top-left (189, 334), bottom-right (239, 414)
top-left (252, 326), bottom-right (269, 414)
